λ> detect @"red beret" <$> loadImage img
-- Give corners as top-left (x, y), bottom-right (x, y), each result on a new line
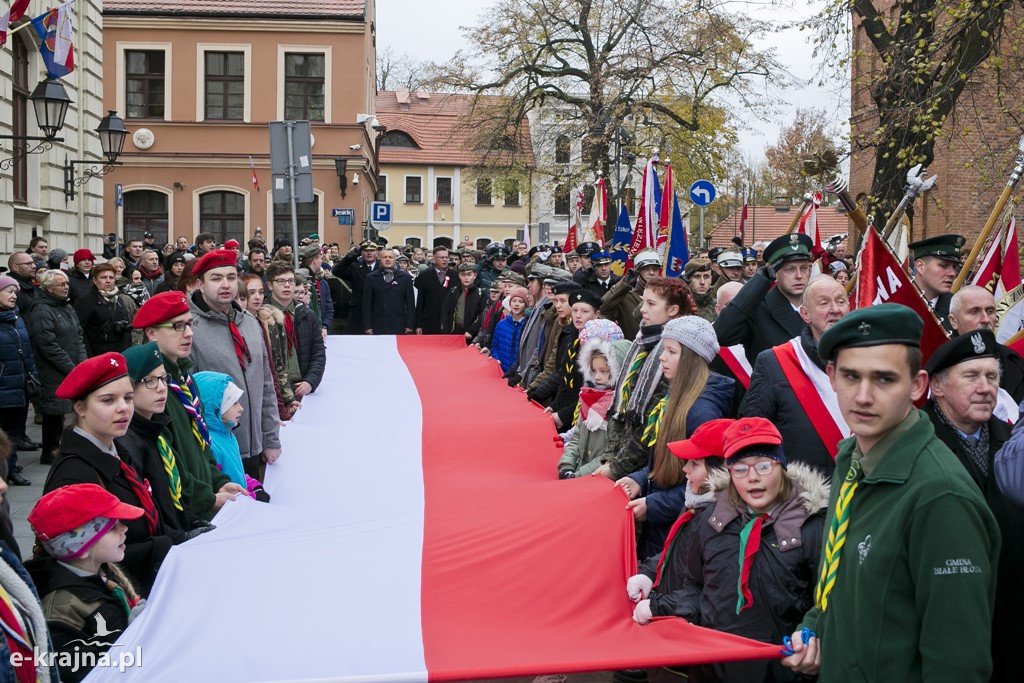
top-left (133, 291), bottom-right (190, 329)
top-left (668, 418), bottom-right (733, 460)
top-left (224, 239), bottom-right (240, 249)
top-left (55, 352), bottom-right (129, 400)
top-left (73, 249), bottom-right (96, 265)
top-left (29, 484), bottom-right (144, 541)
top-left (192, 249), bottom-right (238, 276)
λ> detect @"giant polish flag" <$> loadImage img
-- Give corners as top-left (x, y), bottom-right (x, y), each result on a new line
top-left (87, 337), bottom-right (779, 682)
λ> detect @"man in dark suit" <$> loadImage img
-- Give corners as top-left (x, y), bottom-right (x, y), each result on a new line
top-left (415, 246), bottom-right (457, 334)
top-left (363, 248), bottom-right (415, 334)
top-left (332, 240), bottom-right (379, 335)
top-left (577, 251), bottom-right (620, 299)
top-left (714, 232), bottom-right (812, 365)
top-left (909, 233), bottom-right (965, 333)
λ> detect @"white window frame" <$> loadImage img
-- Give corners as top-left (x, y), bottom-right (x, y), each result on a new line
top-left (277, 45), bottom-right (333, 123)
top-left (196, 43), bottom-right (252, 123)
top-left (117, 42), bottom-right (173, 122)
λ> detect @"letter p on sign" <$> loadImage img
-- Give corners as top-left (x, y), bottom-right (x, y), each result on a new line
top-left (371, 201), bottom-right (392, 230)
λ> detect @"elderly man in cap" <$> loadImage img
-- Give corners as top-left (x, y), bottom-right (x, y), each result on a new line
top-left (440, 262), bottom-right (487, 340)
top-left (299, 243), bottom-right (333, 336)
top-left (714, 233), bottom-right (812, 364)
top-left (947, 284), bottom-right (1024, 405)
top-left (783, 304), bottom-right (1000, 681)
top-left (187, 250), bottom-right (282, 480)
top-left (578, 250), bottom-right (620, 299)
top-left (333, 240), bottom-right (379, 334)
top-left (363, 247), bottom-right (415, 335)
top-left (133, 292), bottom-right (247, 521)
top-left (740, 275), bottom-right (851, 477)
top-left (922, 329), bottom-right (1024, 681)
top-left (602, 249), bottom-right (660, 341)
top-left (685, 258), bottom-right (716, 321)
top-left (909, 233), bottom-right (965, 333)
top-left (414, 246), bottom-right (458, 334)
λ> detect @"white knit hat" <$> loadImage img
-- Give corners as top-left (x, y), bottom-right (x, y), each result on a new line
top-left (221, 380), bottom-right (244, 417)
top-left (661, 316), bottom-right (719, 363)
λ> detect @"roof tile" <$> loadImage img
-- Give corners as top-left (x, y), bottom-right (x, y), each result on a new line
top-left (103, 0), bottom-right (365, 18)
top-left (708, 204), bottom-right (852, 248)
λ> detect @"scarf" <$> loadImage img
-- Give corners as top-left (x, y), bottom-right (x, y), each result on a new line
top-left (140, 264), bottom-right (163, 279)
top-left (228, 319), bottom-right (252, 369)
top-left (167, 372), bottom-right (212, 449)
top-left (282, 309), bottom-right (299, 353)
top-left (122, 283), bottom-right (149, 307)
top-left (0, 556), bottom-right (53, 683)
top-left (736, 513), bottom-right (769, 613)
top-left (119, 460), bottom-right (160, 535)
top-left (614, 324), bottom-right (664, 420)
top-left (641, 396), bottom-right (667, 447)
top-left (933, 402), bottom-right (990, 478)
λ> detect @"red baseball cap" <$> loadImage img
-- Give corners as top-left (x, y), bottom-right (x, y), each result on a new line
top-left (133, 291), bottom-right (190, 329)
top-left (29, 484), bottom-right (144, 541)
top-left (55, 352), bottom-right (128, 400)
top-left (668, 418), bottom-right (733, 459)
top-left (722, 417), bottom-right (783, 460)
top-left (191, 249), bottom-right (238, 276)
top-left (73, 248), bottom-right (96, 265)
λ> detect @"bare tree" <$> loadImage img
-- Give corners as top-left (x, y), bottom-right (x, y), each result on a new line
top-left (377, 46), bottom-right (435, 92)
top-left (764, 108), bottom-right (844, 200)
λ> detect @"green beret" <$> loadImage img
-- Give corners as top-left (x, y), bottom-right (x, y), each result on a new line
top-left (123, 342), bottom-right (164, 382)
top-left (924, 329), bottom-right (998, 376)
top-left (763, 233), bottom-right (813, 267)
top-left (817, 303), bottom-right (923, 362)
top-left (909, 234), bottom-right (966, 262)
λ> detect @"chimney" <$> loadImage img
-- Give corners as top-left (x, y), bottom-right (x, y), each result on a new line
top-left (774, 196), bottom-right (790, 212)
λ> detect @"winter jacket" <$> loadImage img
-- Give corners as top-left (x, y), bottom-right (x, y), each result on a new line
top-left (0, 542), bottom-right (60, 683)
top-left (73, 287), bottom-right (135, 357)
top-left (414, 267), bottom-right (457, 334)
top-left (294, 302), bottom-right (326, 389)
top-left (139, 268), bottom-right (165, 297)
top-left (189, 292), bottom-right (281, 459)
top-left (194, 371), bottom-right (247, 487)
top-left (798, 409), bottom-right (1000, 683)
top-left (740, 327), bottom-right (838, 477)
top-left (0, 308), bottom-right (38, 409)
top-left (254, 305), bottom-right (296, 416)
top-left (26, 292), bottom-right (87, 415)
top-left (923, 401), bottom-right (1024, 682)
top-left (67, 269), bottom-right (93, 304)
top-left (692, 290), bottom-right (716, 322)
top-left (600, 277), bottom-right (642, 341)
top-left (476, 262), bottom-right (503, 291)
top-left (528, 322), bottom-right (582, 426)
top-left (523, 306), bottom-right (562, 390)
top-left (25, 558), bottom-right (132, 683)
top-left (627, 372), bottom-right (736, 560)
top-left (440, 285), bottom-right (487, 337)
top-left (557, 339), bottom-right (632, 477)
top-left (311, 273), bottom-right (334, 331)
top-left (490, 314), bottom-right (528, 373)
top-left (604, 343), bottom-right (668, 480)
top-left (44, 428), bottom-right (174, 596)
top-left (512, 296), bottom-right (550, 380)
top-left (473, 298), bottom-right (504, 349)
top-left (363, 268), bottom-right (416, 334)
top-left (332, 251), bottom-right (378, 332)
top-left (679, 463), bottom-right (829, 683)
top-left (11, 273), bottom-right (37, 316)
top-left (713, 269), bottom-right (804, 365)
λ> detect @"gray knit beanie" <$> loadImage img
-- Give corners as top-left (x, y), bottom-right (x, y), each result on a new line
top-left (661, 316), bottom-right (719, 363)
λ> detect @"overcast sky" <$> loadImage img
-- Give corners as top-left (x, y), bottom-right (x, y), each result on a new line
top-left (375, 0), bottom-right (849, 166)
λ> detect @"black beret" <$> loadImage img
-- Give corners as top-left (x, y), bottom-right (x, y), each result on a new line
top-left (569, 289), bottom-right (603, 309)
top-left (551, 281), bottom-right (583, 296)
top-left (925, 329), bottom-right (998, 376)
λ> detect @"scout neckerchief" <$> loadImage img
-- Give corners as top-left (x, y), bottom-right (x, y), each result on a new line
top-left (156, 435), bottom-right (184, 511)
top-left (167, 372), bottom-right (212, 449)
top-left (103, 572), bottom-right (140, 618)
top-left (228, 319), bottom-right (252, 369)
top-left (641, 396), bottom-right (666, 447)
top-left (0, 584), bottom-right (36, 683)
top-left (119, 460), bottom-right (160, 535)
top-left (736, 512), bottom-right (769, 613)
top-left (653, 508), bottom-right (696, 588)
top-left (619, 350), bottom-right (649, 411)
top-left (282, 307), bottom-right (299, 353)
top-left (814, 458), bottom-right (863, 611)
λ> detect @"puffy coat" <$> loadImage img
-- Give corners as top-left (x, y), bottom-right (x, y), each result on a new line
top-left (679, 463), bottom-right (829, 683)
top-left (739, 327), bottom-right (837, 478)
top-left (490, 314), bottom-right (528, 373)
top-left (0, 308), bottom-right (38, 409)
top-left (26, 292), bottom-right (87, 415)
top-left (713, 269), bottom-right (804, 365)
top-left (73, 287), bottom-right (134, 357)
top-left (294, 303), bottom-right (327, 390)
top-left (363, 268), bottom-right (416, 334)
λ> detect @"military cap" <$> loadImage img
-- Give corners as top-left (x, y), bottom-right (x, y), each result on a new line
top-left (543, 267), bottom-right (573, 284)
top-left (716, 251), bottom-right (743, 268)
top-left (491, 247), bottom-right (510, 260)
top-left (741, 247), bottom-right (758, 263)
top-left (817, 303), bottom-right (923, 362)
top-left (565, 251), bottom-right (582, 260)
top-left (924, 329), bottom-right (998, 376)
top-left (550, 245), bottom-right (563, 255)
top-left (457, 262), bottom-right (476, 274)
top-left (396, 253), bottom-right (410, 263)
top-left (568, 289), bottom-right (603, 310)
top-left (551, 281), bottom-right (583, 295)
top-left (499, 270), bottom-right (527, 287)
top-left (527, 263), bottom-right (553, 280)
top-left (707, 247), bottom-right (724, 261)
top-left (909, 234), bottom-right (966, 263)
top-left (762, 233), bottom-right (813, 268)
top-left (359, 240), bottom-right (379, 251)
top-left (298, 244), bottom-right (322, 262)
top-left (684, 258), bottom-right (712, 279)
top-left (591, 251), bottom-right (613, 265)
top-left (578, 242), bottom-right (602, 257)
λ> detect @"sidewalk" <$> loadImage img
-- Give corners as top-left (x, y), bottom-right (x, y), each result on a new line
top-left (5, 409), bottom-right (51, 558)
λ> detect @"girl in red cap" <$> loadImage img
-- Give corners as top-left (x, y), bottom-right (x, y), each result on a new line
top-left (26, 483), bottom-right (145, 683)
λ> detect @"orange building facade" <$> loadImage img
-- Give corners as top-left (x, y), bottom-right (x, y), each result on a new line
top-left (101, 0), bottom-right (378, 249)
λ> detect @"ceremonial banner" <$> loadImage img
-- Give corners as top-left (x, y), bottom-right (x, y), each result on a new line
top-left (31, 3), bottom-right (74, 78)
top-left (86, 337), bottom-right (779, 682)
top-left (663, 191), bottom-right (690, 278)
top-left (608, 204), bottom-right (633, 277)
top-left (583, 177), bottom-right (607, 246)
top-left (628, 156), bottom-right (661, 266)
top-left (0, 0), bottom-right (32, 46)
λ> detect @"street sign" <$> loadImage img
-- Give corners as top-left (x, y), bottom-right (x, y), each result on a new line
top-left (115, 183), bottom-right (123, 208)
top-left (269, 121), bottom-right (314, 204)
top-left (689, 179), bottom-right (717, 207)
top-left (370, 201), bottom-right (392, 230)
top-left (335, 208), bottom-right (355, 225)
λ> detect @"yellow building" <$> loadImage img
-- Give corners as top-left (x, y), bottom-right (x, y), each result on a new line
top-left (376, 90), bottom-right (533, 250)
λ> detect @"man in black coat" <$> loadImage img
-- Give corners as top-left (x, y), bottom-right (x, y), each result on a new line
top-left (576, 250), bottom-right (620, 299)
top-left (6, 252), bottom-right (38, 315)
top-left (415, 246), bottom-right (457, 334)
top-left (332, 240), bottom-right (379, 335)
top-left (948, 284), bottom-right (1024, 405)
top-left (923, 330), bottom-right (1024, 682)
top-left (739, 275), bottom-right (851, 477)
top-left (714, 233), bottom-right (812, 365)
top-left (73, 264), bottom-right (134, 357)
top-left (909, 233), bottom-right (965, 334)
top-left (363, 249), bottom-right (415, 334)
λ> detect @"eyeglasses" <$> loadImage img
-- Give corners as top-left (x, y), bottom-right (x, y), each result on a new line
top-left (273, 278), bottom-right (296, 285)
top-left (153, 320), bottom-right (193, 333)
top-left (729, 461), bottom-right (778, 478)
top-left (136, 374), bottom-right (171, 390)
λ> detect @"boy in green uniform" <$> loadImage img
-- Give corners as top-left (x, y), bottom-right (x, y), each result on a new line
top-left (133, 291), bottom-right (246, 521)
top-left (783, 303), bottom-right (1000, 681)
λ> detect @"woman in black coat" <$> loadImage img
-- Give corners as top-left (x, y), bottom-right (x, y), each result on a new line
top-left (26, 269), bottom-right (87, 463)
top-left (42, 352), bottom-right (174, 596)
top-left (73, 263), bottom-right (135, 357)
top-left (0, 276), bottom-right (40, 485)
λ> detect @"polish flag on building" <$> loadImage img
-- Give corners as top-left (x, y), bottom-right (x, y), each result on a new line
top-left (87, 337), bottom-right (780, 682)
top-left (249, 155), bottom-right (260, 192)
top-left (0, 0), bottom-right (32, 46)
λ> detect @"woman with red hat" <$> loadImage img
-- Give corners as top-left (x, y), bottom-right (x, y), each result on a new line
top-left (26, 483), bottom-right (145, 683)
top-left (41, 352), bottom-right (173, 596)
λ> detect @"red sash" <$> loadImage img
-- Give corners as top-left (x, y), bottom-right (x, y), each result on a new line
top-left (773, 341), bottom-right (844, 458)
top-left (718, 345), bottom-right (751, 389)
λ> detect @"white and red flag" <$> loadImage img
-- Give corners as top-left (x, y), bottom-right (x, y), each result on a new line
top-left (249, 155), bottom-right (260, 192)
top-left (0, 0), bottom-right (31, 45)
top-left (796, 192), bottom-right (824, 256)
top-left (88, 337), bottom-right (781, 682)
top-left (583, 176), bottom-right (607, 246)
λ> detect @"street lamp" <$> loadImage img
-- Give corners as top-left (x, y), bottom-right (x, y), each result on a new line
top-left (0, 77), bottom-right (71, 170)
top-left (64, 110), bottom-right (129, 203)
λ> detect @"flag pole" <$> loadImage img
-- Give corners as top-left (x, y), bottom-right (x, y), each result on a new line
top-left (952, 134), bottom-right (1024, 292)
top-left (784, 194), bottom-right (813, 235)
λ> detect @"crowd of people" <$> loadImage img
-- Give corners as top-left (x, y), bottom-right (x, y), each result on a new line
top-left (0, 227), bottom-right (1018, 681)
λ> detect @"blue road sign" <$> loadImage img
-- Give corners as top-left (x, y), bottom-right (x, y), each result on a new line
top-left (115, 183), bottom-right (123, 208)
top-left (689, 179), bottom-right (717, 207)
top-left (370, 201), bottom-right (392, 230)
top-left (335, 208), bottom-right (355, 225)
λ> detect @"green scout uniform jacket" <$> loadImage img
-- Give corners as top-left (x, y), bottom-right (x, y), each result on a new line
top-left (162, 355), bottom-right (232, 521)
top-left (800, 409), bottom-right (1000, 682)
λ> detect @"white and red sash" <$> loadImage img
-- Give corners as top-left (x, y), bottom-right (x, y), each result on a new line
top-left (773, 338), bottom-right (850, 458)
top-left (718, 344), bottom-right (751, 389)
